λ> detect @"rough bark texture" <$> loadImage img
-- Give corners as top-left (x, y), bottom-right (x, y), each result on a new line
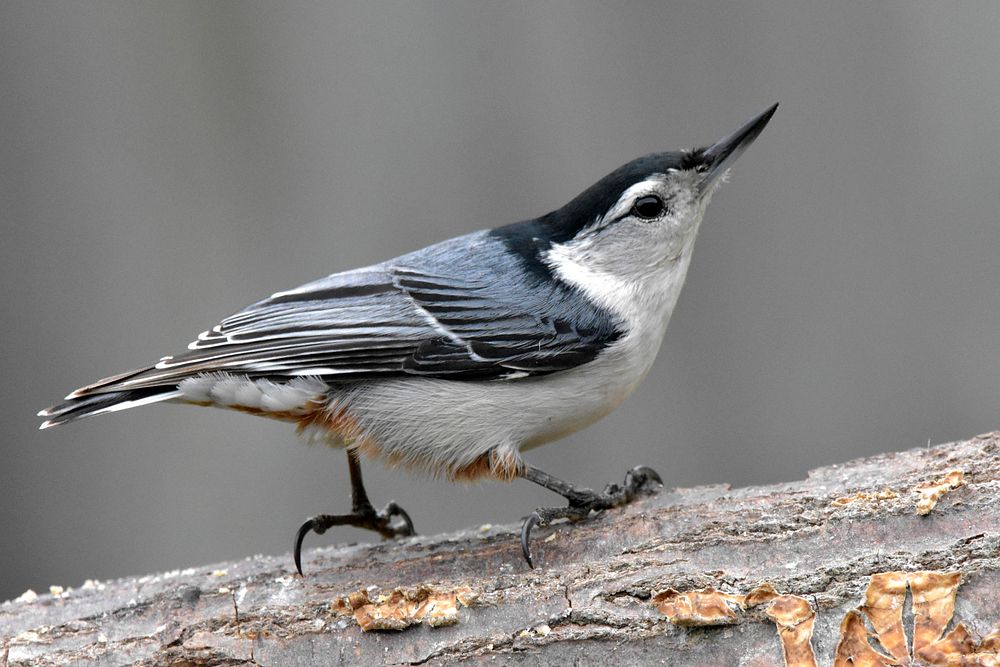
top-left (3, 432), bottom-right (999, 666)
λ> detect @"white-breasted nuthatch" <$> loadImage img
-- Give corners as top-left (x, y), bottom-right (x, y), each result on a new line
top-left (40, 104), bottom-right (777, 571)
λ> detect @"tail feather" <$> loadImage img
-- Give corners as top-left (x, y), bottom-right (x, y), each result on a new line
top-left (39, 388), bottom-right (183, 429)
top-left (65, 366), bottom-right (151, 399)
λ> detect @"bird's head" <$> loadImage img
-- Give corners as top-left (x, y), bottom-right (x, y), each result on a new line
top-left (537, 104), bottom-right (778, 320)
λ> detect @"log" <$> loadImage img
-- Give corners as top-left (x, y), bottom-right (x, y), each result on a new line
top-left (3, 432), bottom-right (999, 666)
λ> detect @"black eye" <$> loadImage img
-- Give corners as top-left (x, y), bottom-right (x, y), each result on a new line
top-left (632, 195), bottom-right (665, 220)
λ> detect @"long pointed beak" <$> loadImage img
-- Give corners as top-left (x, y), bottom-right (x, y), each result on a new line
top-left (698, 102), bottom-right (778, 193)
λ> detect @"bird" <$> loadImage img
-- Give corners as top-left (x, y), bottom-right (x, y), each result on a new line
top-left (39, 103), bottom-right (777, 572)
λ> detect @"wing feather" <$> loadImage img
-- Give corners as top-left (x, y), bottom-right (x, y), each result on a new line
top-left (71, 254), bottom-right (623, 397)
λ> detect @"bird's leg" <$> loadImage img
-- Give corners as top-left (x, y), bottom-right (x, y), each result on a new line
top-left (519, 464), bottom-right (662, 568)
top-left (293, 450), bottom-right (415, 575)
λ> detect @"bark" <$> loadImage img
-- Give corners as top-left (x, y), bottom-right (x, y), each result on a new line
top-left (3, 432), bottom-right (999, 666)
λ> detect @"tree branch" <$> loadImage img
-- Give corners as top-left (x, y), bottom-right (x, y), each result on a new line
top-left (3, 433), bottom-right (999, 666)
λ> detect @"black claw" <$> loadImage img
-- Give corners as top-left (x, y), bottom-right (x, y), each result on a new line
top-left (385, 501), bottom-right (416, 537)
top-left (630, 465), bottom-right (663, 488)
top-left (294, 518), bottom-right (316, 576)
top-left (292, 503), bottom-right (415, 576)
top-left (520, 511), bottom-right (541, 569)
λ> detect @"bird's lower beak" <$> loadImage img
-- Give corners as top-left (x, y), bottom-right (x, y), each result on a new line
top-left (698, 103), bottom-right (778, 194)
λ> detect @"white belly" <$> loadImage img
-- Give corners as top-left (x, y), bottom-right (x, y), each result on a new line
top-left (328, 319), bottom-right (667, 474)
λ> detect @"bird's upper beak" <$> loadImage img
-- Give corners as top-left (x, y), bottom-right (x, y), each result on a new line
top-left (697, 103), bottom-right (778, 194)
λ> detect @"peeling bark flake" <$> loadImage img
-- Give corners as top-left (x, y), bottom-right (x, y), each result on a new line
top-left (346, 585), bottom-right (475, 632)
top-left (833, 609), bottom-right (897, 667)
top-left (861, 571), bottom-right (910, 662)
top-left (831, 489), bottom-right (899, 507)
top-left (837, 570), bottom-right (1000, 666)
top-left (652, 586), bottom-right (746, 626)
top-left (909, 571), bottom-right (961, 661)
top-left (915, 469), bottom-right (965, 515)
top-left (764, 595), bottom-right (818, 667)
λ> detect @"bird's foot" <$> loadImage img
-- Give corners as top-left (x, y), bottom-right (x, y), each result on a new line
top-left (294, 501), bottom-right (415, 575)
top-left (520, 465), bottom-right (662, 568)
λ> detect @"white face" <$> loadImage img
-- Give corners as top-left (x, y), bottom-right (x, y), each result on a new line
top-left (577, 170), bottom-right (715, 279)
top-left (544, 168), bottom-right (721, 324)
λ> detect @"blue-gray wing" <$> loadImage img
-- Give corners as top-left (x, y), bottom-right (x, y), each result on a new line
top-left (80, 242), bottom-right (622, 394)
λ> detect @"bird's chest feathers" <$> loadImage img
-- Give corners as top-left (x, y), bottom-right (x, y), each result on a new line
top-left (547, 239), bottom-right (694, 349)
top-left (518, 248), bottom-right (694, 447)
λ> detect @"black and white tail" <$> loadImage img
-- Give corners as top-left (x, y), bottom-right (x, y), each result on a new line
top-left (38, 386), bottom-right (182, 430)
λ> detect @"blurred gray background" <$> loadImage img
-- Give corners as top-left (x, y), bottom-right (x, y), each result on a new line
top-left (2, 1), bottom-right (998, 603)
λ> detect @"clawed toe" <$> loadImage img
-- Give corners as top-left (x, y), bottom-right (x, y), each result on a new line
top-left (293, 501), bottom-right (416, 576)
top-left (294, 517), bottom-right (319, 576)
top-left (382, 501), bottom-right (416, 538)
top-left (603, 465), bottom-right (664, 502)
top-left (627, 465), bottom-right (663, 489)
top-left (520, 511), bottom-right (542, 569)
top-left (519, 465), bottom-right (663, 569)
top-left (519, 504), bottom-right (592, 569)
